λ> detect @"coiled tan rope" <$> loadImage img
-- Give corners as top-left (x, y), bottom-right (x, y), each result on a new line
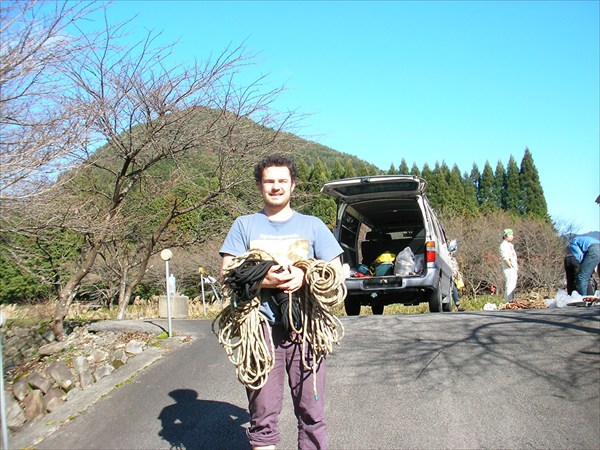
top-left (212, 250), bottom-right (276, 390)
top-left (213, 250), bottom-right (346, 395)
top-left (293, 258), bottom-right (346, 398)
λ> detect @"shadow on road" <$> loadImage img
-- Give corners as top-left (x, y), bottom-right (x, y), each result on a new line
top-left (158, 389), bottom-right (249, 449)
top-left (336, 309), bottom-right (600, 402)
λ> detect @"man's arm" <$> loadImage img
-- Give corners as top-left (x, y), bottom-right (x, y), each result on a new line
top-left (221, 254), bottom-right (234, 275)
top-left (329, 256), bottom-right (343, 273)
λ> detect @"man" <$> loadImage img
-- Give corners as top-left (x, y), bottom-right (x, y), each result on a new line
top-left (220, 154), bottom-right (343, 450)
top-left (499, 228), bottom-right (518, 302)
top-left (568, 235), bottom-right (600, 297)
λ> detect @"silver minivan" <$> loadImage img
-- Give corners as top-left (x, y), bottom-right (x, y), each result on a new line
top-left (321, 175), bottom-right (454, 315)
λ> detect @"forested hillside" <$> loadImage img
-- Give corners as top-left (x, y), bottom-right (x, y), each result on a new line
top-left (1, 113), bottom-right (559, 308)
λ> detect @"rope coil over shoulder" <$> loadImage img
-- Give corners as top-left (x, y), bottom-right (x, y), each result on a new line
top-left (212, 249), bottom-right (347, 395)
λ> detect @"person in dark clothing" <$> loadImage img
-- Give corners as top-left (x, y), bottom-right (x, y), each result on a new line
top-left (564, 254), bottom-right (580, 295)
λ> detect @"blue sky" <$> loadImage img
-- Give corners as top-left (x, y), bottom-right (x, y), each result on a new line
top-left (100, 0), bottom-right (599, 233)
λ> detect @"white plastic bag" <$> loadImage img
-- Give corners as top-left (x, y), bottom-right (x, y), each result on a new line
top-left (546, 289), bottom-right (583, 308)
top-left (394, 247), bottom-right (415, 276)
top-left (413, 254), bottom-right (424, 274)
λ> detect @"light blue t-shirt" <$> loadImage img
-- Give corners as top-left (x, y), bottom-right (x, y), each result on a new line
top-left (220, 210), bottom-right (343, 322)
top-left (569, 235), bottom-right (600, 263)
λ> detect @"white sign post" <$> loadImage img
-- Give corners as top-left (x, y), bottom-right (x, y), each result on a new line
top-left (160, 249), bottom-right (173, 337)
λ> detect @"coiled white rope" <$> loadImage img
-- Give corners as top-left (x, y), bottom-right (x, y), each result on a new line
top-left (213, 250), bottom-right (347, 396)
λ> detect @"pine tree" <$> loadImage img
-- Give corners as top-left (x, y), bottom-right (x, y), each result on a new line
top-left (433, 161), bottom-right (451, 210)
top-left (311, 197), bottom-right (337, 228)
top-left (421, 163), bottom-right (433, 180)
top-left (478, 161), bottom-right (497, 213)
top-left (343, 159), bottom-right (357, 178)
top-left (503, 155), bottom-right (521, 213)
top-left (493, 160), bottom-right (505, 209)
top-left (295, 159), bottom-right (311, 194)
top-left (519, 148), bottom-right (549, 219)
top-left (410, 162), bottom-right (421, 177)
top-left (310, 157), bottom-right (330, 184)
top-left (296, 158), bottom-right (310, 180)
top-left (462, 171), bottom-right (480, 215)
top-left (421, 163), bottom-right (434, 204)
top-left (331, 158), bottom-right (345, 180)
top-left (387, 163), bottom-right (398, 175)
top-left (469, 164), bottom-right (481, 198)
top-left (355, 161), bottom-right (372, 176)
top-left (447, 164), bottom-right (466, 212)
top-left (399, 158), bottom-right (409, 175)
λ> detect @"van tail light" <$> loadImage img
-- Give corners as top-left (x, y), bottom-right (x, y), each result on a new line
top-left (425, 241), bottom-right (436, 263)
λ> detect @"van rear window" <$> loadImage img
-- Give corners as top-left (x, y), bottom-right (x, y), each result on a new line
top-left (334, 181), bottom-right (419, 196)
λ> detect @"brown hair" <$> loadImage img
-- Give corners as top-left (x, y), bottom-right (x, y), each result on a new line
top-left (253, 154), bottom-right (297, 183)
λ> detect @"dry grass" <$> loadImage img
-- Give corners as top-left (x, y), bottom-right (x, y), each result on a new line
top-left (1, 290), bottom-right (556, 325)
top-left (0, 296), bottom-right (229, 323)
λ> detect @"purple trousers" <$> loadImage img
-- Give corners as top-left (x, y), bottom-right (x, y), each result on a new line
top-left (246, 324), bottom-right (328, 449)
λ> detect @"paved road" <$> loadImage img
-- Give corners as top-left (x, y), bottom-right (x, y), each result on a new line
top-left (18, 308), bottom-right (600, 449)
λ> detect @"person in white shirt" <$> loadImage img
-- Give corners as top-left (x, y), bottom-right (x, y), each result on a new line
top-left (499, 228), bottom-right (518, 302)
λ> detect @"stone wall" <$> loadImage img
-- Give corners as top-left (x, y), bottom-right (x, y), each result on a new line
top-left (2, 321), bottom-right (152, 430)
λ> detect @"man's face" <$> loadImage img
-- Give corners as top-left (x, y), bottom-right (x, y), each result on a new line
top-left (258, 165), bottom-right (295, 209)
top-left (506, 234), bottom-right (514, 242)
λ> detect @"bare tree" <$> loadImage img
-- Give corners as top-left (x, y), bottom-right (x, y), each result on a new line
top-left (140, 239), bottom-right (226, 301)
top-left (515, 219), bottom-right (564, 294)
top-left (0, 1), bottom-right (103, 306)
top-left (2, 7), bottom-right (301, 338)
top-left (72, 82), bottom-right (298, 320)
top-left (0, 1), bottom-right (100, 202)
top-left (443, 212), bottom-right (507, 296)
top-left (443, 211), bottom-right (564, 298)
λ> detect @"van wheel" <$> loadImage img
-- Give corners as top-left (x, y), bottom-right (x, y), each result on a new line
top-left (371, 302), bottom-right (384, 315)
top-left (345, 298), bottom-right (361, 316)
top-left (428, 286), bottom-right (443, 313)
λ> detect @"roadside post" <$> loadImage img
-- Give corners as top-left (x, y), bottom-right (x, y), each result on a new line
top-left (160, 249), bottom-right (173, 337)
top-left (206, 275), bottom-right (221, 304)
top-left (199, 269), bottom-right (221, 317)
top-left (199, 267), bottom-right (207, 318)
top-left (0, 311), bottom-right (8, 450)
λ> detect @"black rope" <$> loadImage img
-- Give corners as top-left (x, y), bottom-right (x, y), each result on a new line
top-left (224, 258), bottom-right (302, 335)
top-left (224, 258), bottom-right (277, 307)
top-left (271, 291), bottom-right (302, 335)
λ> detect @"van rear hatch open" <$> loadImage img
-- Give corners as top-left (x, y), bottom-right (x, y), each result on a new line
top-left (322, 175), bottom-right (427, 231)
top-left (321, 175), bottom-right (426, 203)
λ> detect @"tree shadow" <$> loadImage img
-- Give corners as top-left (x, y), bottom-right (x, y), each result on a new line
top-left (336, 309), bottom-right (600, 400)
top-left (158, 389), bottom-right (250, 450)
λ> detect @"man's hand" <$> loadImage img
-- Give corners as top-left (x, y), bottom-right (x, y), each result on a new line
top-left (263, 265), bottom-right (304, 293)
